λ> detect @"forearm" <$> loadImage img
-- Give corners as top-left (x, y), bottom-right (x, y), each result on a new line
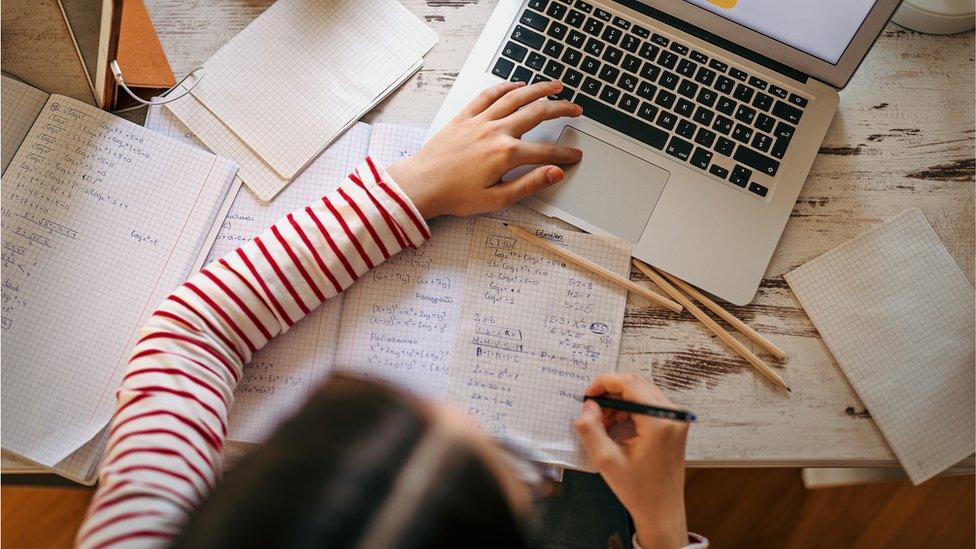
top-left (77, 158), bottom-right (429, 548)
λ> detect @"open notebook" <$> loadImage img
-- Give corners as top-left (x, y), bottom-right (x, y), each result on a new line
top-left (0, 76), bottom-right (238, 483)
top-left (167, 0), bottom-right (437, 200)
top-left (146, 107), bottom-right (629, 469)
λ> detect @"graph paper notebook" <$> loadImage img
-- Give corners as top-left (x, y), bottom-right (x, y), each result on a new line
top-left (145, 108), bottom-right (617, 470)
top-left (0, 76), bottom-right (238, 483)
top-left (168, 0), bottom-right (436, 200)
top-left (785, 209), bottom-right (975, 484)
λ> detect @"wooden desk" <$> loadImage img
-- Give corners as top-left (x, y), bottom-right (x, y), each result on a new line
top-left (6, 0), bottom-right (973, 473)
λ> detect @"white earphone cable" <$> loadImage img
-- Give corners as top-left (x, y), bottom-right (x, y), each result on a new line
top-left (110, 60), bottom-right (205, 113)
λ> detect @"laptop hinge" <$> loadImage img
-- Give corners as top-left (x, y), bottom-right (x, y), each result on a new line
top-left (615, 0), bottom-right (810, 84)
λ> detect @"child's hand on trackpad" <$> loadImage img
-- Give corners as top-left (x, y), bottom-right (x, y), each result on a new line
top-left (388, 80), bottom-right (582, 219)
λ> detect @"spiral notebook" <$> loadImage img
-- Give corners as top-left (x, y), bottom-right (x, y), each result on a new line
top-left (785, 209), bottom-right (975, 484)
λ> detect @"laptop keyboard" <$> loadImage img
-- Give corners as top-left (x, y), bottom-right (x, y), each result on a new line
top-left (490, 0), bottom-right (810, 199)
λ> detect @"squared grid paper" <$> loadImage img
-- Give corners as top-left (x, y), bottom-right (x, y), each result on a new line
top-left (189, 0), bottom-right (437, 180)
top-left (1, 90), bottom-right (237, 469)
top-left (446, 217), bottom-right (632, 470)
top-left (784, 209), bottom-right (975, 484)
top-left (2, 76), bottom-right (49, 174)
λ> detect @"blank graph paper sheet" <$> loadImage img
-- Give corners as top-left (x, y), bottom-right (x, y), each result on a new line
top-left (447, 218), bottom-right (632, 470)
top-left (1, 93), bottom-right (237, 467)
top-left (785, 209), bottom-right (975, 484)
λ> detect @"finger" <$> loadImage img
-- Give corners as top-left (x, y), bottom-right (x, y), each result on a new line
top-left (512, 141), bottom-right (582, 166)
top-left (504, 100), bottom-right (582, 137)
top-left (575, 400), bottom-right (624, 469)
top-left (483, 80), bottom-right (563, 120)
top-left (487, 165), bottom-right (563, 210)
top-left (462, 81), bottom-right (526, 117)
top-left (585, 373), bottom-right (673, 406)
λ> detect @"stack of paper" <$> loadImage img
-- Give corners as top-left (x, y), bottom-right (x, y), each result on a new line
top-left (167, 0), bottom-right (437, 200)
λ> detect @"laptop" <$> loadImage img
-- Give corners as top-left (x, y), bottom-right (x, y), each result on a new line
top-left (428, 0), bottom-right (902, 305)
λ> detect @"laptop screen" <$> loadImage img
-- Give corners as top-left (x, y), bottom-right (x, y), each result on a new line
top-left (681, 0), bottom-right (878, 65)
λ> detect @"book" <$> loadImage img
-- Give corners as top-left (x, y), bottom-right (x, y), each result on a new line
top-left (0, 75), bottom-right (238, 483)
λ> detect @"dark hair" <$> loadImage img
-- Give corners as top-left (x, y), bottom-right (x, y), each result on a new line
top-left (172, 375), bottom-right (531, 548)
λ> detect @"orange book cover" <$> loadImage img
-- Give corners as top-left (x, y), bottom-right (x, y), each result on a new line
top-left (111, 0), bottom-right (175, 107)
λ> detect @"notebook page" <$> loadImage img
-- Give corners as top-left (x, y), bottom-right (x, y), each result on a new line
top-left (1, 95), bottom-right (237, 466)
top-left (1, 76), bottom-right (49, 173)
top-left (784, 209), bottom-right (975, 484)
top-left (446, 217), bottom-right (631, 470)
top-left (146, 106), bottom-right (373, 442)
top-left (189, 0), bottom-right (436, 180)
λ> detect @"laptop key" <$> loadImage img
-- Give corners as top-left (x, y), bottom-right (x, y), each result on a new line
top-left (520, 10), bottom-right (550, 32)
top-left (574, 94), bottom-right (667, 149)
top-left (690, 50), bottom-right (709, 64)
top-left (566, 9), bottom-right (586, 27)
top-left (770, 122), bottom-right (794, 159)
top-left (729, 67), bottom-right (747, 81)
top-left (708, 58), bottom-right (728, 73)
top-left (734, 146), bottom-right (780, 176)
top-left (677, 59), bottom-right (697, 77)
top-left (694, 67), bottom-right (716, 87)
top-left (527, 52), bottom-right (546, 70)
top-left (733, 83), bottom-right (754, 102)
top-left (669, 42), bottom-right (689, 55)
top-left (749, 182), bottom-right (769, 197)
top-left (621, 34), bottom-right (640, 53)
top-left (492, 58), bottom-right (515, 79)
top-left (695, 127), bottom-right (716, 148)
top-left (716, 96), bottom-right (736, 115)
top-left (567, 29), bottom-right (586, 47)
top-left (729, 165), bottom-right (751, 187)
top-left (584, 37), bottom-right (604, 56)
top-left (613, 16), bottom-right (630, 29)
top-left (529, 0), bottom-right (548, 10)
top-left (772, 100), bottom-right (802, 124)
top-left (544, 59), bottom-right (565, 79)
top-left (639, 42), bottom-right (659, 61)
top-left (599, 65), bottom-right (620, 84)
top-left (654, 89), bottom-right (676, 109)
top-left (594, 8), bottom-right (612, 20)
top-left (550, 86), bottom-right (574, 102)
top-left (502, 42), bottom-right (528, 62)
top-left (658, 51), bottom-right (679, 69)
top-left (712, 115), bottom-right (733, 135)
top-left (532, 74), bottom-right (550, 84)
top-left (752, 132), bottom-right (773, 153)
top-left (768, 85), bottom-right (787, 99)
top-left (575, 0), bottom-right (593, 11)
top-left (677, 79), bottom-right (698, 99)
top-left (734, 104), bottom-right (756, 124)
top-left (692, 106), bottom-right (713, 126)
top-left (584, 17), bottom-right (604, 36)
top-left (748, 76), bottom-right (767, 90)
top-left (715, 75), bottom-right (735, 94)
top-left (696, 88), bottom-right (717, 108)
top-left (544, 39), bottom-right (564, 57)
top-left (715, 136), bottom-right (736, 156)
top-left (582, 76), bottom-right (602, 95)
top-left (755, 113), bottom-right (775, 133)
top-left (676, 119), bottom-right (696, 139)
top-left (651, 33), bottom-right (669, 47)
top-left (636, 81), bottom-right (656, 100)
top-left (731, 123), bottom-right (753, 143)
top-left (665, 136), bottom-right (693, 161)
top-left (602, 26), bottom-right (622, 45)
top-left (511, 65), bottom-right (533, 83)
top-left (512, 26), bottom-right (545, 50)
top-left (640, 62), bottom-right (660, 81)
top-left (599, 86), bottom-right (621, 104)
top-left (563, 68), bottom-right (584, 87)
top-left (562, 48), bottom-right (583, 66)
top-left (690, 147), bottom-right (713, 170)
top-left (752, 92), bottom-right (773, 112)
top-left (659, 71), bottom-right (679, 90)
top-left (637, 101), bottom-right (658, 122)
top-left (547, 2), bottom-right (567, 18)
top-left (675, 98), bottom-right (695, 118)
top-left (622, 54), bottom-right (642, 73)
top-left (581, 56), bottom-right (601, 75)
top-left (656, 110), bottom-right (678, 131)
top-left (619, 93), bottom-right (639, 113)
top-left (788, 93), bottom-right (808, 107)
top-left (709, 164), bottom-right (729, 179)
top-left (632, 24), bottom-right (650, 38)
top-left (618, 73), bottom-right (638, 92)
top-left (602, 46), bottom-right (623, 64)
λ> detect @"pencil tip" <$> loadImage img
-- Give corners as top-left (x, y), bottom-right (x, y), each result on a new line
top-left (502, 222), bottom-right (509, 226)
top-left (786, 387), bottom-right (792, 392)
top-left (688, 414), bottom-right (698, 422)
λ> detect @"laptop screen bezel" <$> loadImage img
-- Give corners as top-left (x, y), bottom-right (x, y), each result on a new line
top-left (632, 0), bottom-right (903, 89)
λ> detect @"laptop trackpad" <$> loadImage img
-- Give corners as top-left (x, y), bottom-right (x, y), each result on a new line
top-left (534, 126), bottom-right (669, 243)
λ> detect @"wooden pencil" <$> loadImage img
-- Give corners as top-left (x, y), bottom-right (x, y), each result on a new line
top-left (504, 224), bottom-right (683, 313)
top-left (632, 259), bottom-right (790, 391)
top-left (658, 271), bottom-right (788, 360)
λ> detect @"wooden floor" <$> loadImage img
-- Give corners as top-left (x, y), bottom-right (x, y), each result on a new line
top-left (3, 469), bottom-right (973, 548)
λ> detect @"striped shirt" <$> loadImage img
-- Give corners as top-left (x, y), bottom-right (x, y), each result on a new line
top-left (76, 157), bottom-right (430, 548)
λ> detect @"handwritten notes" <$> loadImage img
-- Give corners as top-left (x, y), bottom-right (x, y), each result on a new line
top-left (1, 86), bottom-right (237, 466)
top-left (447, 217), bottom-right (631, 469)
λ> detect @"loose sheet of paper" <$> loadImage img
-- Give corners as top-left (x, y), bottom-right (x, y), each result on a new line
top-left (447, 217), bottom-right (631, 470)
top-left (186, 0), bottom-right (436, 192)
top-left (1, 93), bottom-right (237, 466)
top-left (785, 208), bottom-right (975, 484)
top-left (1, 76), bottom-right (49, 173)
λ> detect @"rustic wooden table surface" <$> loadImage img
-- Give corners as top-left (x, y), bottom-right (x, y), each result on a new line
top-left (6, 0), bottom-right (961, 469)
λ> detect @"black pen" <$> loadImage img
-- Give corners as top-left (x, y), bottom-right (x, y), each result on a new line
top-left (583, 395), bottom-right (697, 423)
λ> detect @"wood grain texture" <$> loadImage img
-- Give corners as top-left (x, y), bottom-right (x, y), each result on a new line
top-left (141, 0), bottom-right (973, 465)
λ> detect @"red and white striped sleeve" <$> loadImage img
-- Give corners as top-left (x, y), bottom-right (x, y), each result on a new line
top-left (76, 157), bottom-right (430, 548)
